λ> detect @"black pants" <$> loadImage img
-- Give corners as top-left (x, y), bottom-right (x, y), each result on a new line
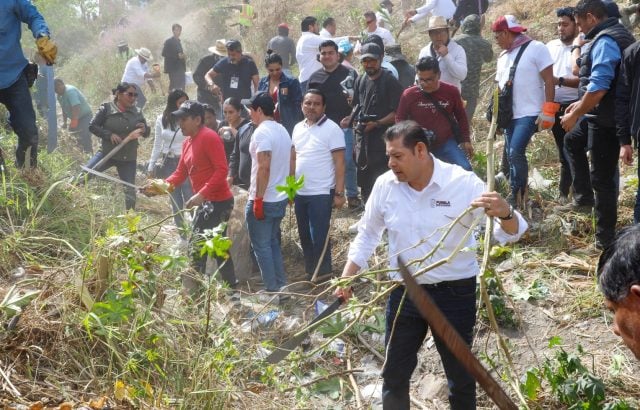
top-left (168, 71), bottom-right (186, 91)
top-left (191, 198), bottom-right (237, 287)
top-left (564, 117), bottom-right (619, 246)
top-left (551, 102), bottom-right (575, 197)
top-left (0, 73), bottom-right (39, 167)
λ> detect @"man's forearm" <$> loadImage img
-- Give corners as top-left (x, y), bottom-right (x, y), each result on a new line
top-left (256, 167), bottom-right (270, 198)
top-left (333, 151), bottom-right (345, 193)
top-left (572, 90), bottom-right (608, 117)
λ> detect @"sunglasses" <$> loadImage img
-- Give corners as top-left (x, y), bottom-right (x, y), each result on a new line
top-left (124, 91), bottom-right (139, 98)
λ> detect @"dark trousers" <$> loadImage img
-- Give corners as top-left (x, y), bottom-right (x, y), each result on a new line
top-left (551, 103), bottom-right (575, 197)
top-left (192, 198), bottom-right (237, 287)
top-left (168, 71), bottom-right (186, 91)
top-left (564, 117), bottom-right (619, 246)
top-left (382, 282), bottom-right (477, 410)
top-left (73, 114), bottom-right (93, 154)
top-left (85, 152), bottom-right (137, 210)
top-left (0, 73), bottom-right (39, 167)
top-left (294, 193), bottom-right (333, 276)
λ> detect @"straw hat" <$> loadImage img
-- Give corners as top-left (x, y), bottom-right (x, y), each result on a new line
top-left (208, 39), bottom-right (228, 56)
top-left (426, 15), bottom-right (449, 31)
top-left (135, 47), bottom-right (153, 60)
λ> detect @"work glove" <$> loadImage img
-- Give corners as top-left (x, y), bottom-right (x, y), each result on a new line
top-left (69, 118), bottom-right (79, 129)
top-left (536, 102), bottom-right (560, 131)
top-left (140, 179), bottom-right (174, 197)
top-left (36, 36), bottom-right (57, 65)
top-left (253, 197), bottom-right (265, 220)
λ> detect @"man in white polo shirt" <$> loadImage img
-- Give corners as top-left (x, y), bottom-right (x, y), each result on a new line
top-left (336, 120), bottom-right (527, 409)
top-left (243, 92), bottom-right (293, 298)
top-left (292, 89), bottom-right (346, 279)
top-left (121, 47), bottom-right (158, 109)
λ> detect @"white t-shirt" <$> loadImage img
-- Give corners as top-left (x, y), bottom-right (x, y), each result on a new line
top-left (121, 56), bottom-right (148, 87)
top-left (320, 28), bottom-right (332, 38)
top-left (249, 120), bottom-right (292, 202)
top-left (348, 157), bottom-right (528, 284)
top-left (365, 26), bottom-right (396, 46)
top-left (418, 40), bottom-right (467, 90)
top-left (411, 0), bottom-right (456, 22)
top-left (292, 116), bottom-right (345, 196)
top-left (546, 38), bottom-right (579, 103)
top-left (496, 40), bottom-right (554, 119)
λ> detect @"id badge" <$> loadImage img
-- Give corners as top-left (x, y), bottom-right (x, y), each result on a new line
top-left (230, 76), bottom-right (239, 89)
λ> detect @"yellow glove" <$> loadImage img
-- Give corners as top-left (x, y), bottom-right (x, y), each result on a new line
top-left (36, 36), bottom-right (57, 65)
top-left (140, 179), bottom-right (174, 197)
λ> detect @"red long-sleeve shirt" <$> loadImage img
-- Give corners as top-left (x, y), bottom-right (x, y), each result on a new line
top-left (166, 126), bottom-right (232, 202)
top-left (395, 83), bottom-right (470, 149)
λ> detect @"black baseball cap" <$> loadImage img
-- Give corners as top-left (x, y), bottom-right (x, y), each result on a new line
top-left (241, 92), bottom-right (275, 112)
top-left (359, 43), bottom-right (383, 60)
top-left (172, 100), bottom-right (205, 118)
top-left (225, 39), bottom-right (242, 51)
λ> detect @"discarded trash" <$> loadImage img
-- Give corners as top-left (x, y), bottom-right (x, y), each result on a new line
top-left (329, 338), bottom-right (345, 358)
top-left (257, 310), bottom-right (279, 326)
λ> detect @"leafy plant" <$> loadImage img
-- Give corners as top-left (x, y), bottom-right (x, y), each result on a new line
top-left (276, 175), bottom-right (305, 202)
top-left (479, 268), bottom-right (518, 328)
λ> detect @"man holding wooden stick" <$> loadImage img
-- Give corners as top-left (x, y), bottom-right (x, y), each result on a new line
top-left (336, 121), bottom-right (528, 409)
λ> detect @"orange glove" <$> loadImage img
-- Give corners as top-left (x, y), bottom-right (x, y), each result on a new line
top-left (69, 118), bottom-right (79, 129)
top-left (536, 102), bottom-right (560, 131)
top-left (253, 197), bottom-right (264, 220)
top-left (36, 36), bottom-right (57, 65)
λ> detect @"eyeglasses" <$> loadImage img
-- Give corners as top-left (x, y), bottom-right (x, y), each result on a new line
top-left (556, 6), bottom-right (576, 19)
top-left (124, 92), bottom-right (139, 97)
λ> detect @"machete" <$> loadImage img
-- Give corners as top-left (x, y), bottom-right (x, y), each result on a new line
top-left (80, 165), bottom-right (141, 189)
top-left (396, 258), bottom-right (518, 410)
top-left (265, 296), bottom-right (345, 364)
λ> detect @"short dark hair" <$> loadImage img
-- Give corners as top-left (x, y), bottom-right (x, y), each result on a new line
top-left (203, 103), bottom-right (217, 117)
top-left (112, 82), bottom-right (135, 95)
top-left (304, 88), bottom-right (326, 105)
top-left (384, 121), bottom-right (431, 150)
top-left (556, 6), bottom-right (576, 20)
top-left (363, 11), bottom-right (376, 20)
top-left (319, 40), bottom-right (338, 52)
top-left (363, 34), bottom-right (385, 53)
top-left (574, 0), bottom-right (608, 20)
top-left (265, 50), bottom-right (283, 67)
top-left (415, 56), bottom-right (440, 74)
top-left (323, 17), bottom-right (335, 28)
top-left (54, 77), bottom-right (65, 86)
top-left (598, 225), bottom-right (640, 302)
top-left (277, 25), bottom-right (289, 36)
top-left (301, 16), bottom-right (317, 32)
top-left (172, 23), bottom-right (182, 31)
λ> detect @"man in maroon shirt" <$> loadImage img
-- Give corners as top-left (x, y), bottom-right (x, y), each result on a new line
top-left (396, 56), bottom-right (473, 171)
top-left (143, 100), bottom-right (237, 292)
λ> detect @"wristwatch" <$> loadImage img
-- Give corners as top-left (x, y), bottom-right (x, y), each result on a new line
top-left (498, 205), bottom-right (514, 221)
top-left (558, 77), bottom-right (565, 88)
top-left (334, 191), bottom-right (345, 197)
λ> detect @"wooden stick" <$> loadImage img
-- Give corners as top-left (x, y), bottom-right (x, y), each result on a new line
top-left (0, 362), bottom-right (21, 397)
top-left (346, 345), bottom-right (363, 408)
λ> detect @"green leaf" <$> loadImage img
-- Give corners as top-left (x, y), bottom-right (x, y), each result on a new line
top-left (521, 368), bottom-right (541, 400)
top-left (549, 336), bottom-right (563, 348)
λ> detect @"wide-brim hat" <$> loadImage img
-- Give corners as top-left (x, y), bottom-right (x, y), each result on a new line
top-left (135, 47), bottom-right (153, 60)
top-left (117, 39), bottom-right (128, 48)
top-left (208, 39), bottom-right (228, 56)
top-left (426, 15), bottom-right (449, 31)
top-left (491, 15), bottom-right (527, 33)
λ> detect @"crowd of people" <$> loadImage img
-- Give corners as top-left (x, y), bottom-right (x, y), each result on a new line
top-left (6, 0), bottom-right (640, 408)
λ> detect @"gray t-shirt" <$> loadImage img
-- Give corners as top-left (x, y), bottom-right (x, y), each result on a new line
top-left (267, 35), bottom-right (296, 69)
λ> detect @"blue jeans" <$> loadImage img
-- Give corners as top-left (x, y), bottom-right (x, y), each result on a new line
top-left (246, 199), bottom-right (288, 291)
top-left (505, 116), bottom-right (537, 202)
top-left (431, 138), bottom-right (472, 171)
top-left (85, 152), bottom-right (137, 210)
top-left (382, 282), bottom-right (477, 410)
top-left (300, 80), bottom-right (309, 95)
top-left (0, 72), bottom-right (39, 167)
top-left (294, 193), bottom-right (333, 276)
top-left (343, 128), bottom-right (358, 198)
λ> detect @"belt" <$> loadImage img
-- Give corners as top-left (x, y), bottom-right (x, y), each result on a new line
top-left (401, 276), bottom-right (476, 289)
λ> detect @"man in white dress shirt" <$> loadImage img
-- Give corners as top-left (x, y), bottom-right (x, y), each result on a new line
top-left (363, 10), bottom-right (396, 46)
top-left (121, 47), bottom-right (158, 109)
top-left (336, 121), bottom-right (527, 409)
top-left (404, 0), bottom-right (456, 26)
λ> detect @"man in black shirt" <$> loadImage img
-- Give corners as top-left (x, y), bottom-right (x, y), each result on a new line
top-left (205, 39), bottom-right (259, 101)
top-left (342, 43), bottom-right (403, 202)
top-left (309, 40), bottom-right (361, 207)
top-left (193, 39), bottom-right (226, 117)
top-left (161, 23), bottom-right (186, 90)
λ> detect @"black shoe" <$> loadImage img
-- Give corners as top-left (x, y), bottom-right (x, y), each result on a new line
top-left (554, 201), bottom-right (593, 214)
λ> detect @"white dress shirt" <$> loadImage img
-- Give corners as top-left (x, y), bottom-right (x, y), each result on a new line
top-left (365, 26), bottom-right (396, 46)
top-left (410, 0), bottom-right (456, 22)
top-left (121, 56), bottom-right (148, 87)
top-left (348, 157), bottom-right (528, 284)
top-left (546, 38), bottom-right (579, 103)
top-left (418, 40), bottom-right (467, 90)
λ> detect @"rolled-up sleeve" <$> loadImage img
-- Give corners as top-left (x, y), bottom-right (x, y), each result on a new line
top-left (587, 36), bottom-right (621, 93)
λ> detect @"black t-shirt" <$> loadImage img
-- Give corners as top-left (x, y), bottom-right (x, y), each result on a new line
top-left (308, 65), bottom-right (356, 125)
top-left (353, 69), bottom-right (403, 151)
top-left (213, 56), bottom-right (259, 100)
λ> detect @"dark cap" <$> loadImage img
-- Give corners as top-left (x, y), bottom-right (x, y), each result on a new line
top-left (241, 92), bottom-right (275, 112)
top-left (225, 39), bottom-right (242, 51)
top-left (359, 43), bottom-right (383, 60)
top-left (172, 100), bottom-right (205, 118)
